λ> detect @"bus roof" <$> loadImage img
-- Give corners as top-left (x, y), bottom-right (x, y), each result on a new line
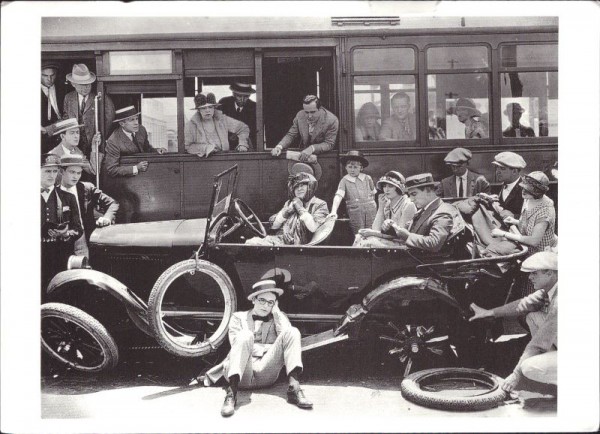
top-left (42, 16), bottom-right (558, 44)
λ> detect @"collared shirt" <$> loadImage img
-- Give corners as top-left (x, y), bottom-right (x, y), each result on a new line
top-left (501, 178), bottom-right (520, 201)
top-left (123, 130), bottom-right (134, 142)
top-left (455, 170), bottom-right (469, 198)
top-left (235, 103), bottom-right (244, 113)
top-left (61, 184), bottom-right (84, 227)
top-left (78, 93), bottom-right (87, 108)
top-left (42, 85), bottom-right (60, 120)
top-left (62, 144), bottom-right (77, 155)
top-left (41, 185), bottom-right (55, 202)
top-left (121, 129), bottom-right (139, 175)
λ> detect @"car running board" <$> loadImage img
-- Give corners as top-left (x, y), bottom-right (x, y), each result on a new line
top-left (301, 329), bottom-right (349, 352)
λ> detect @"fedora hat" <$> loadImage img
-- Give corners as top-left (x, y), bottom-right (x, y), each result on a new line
top-left (340, 150), bottom-right (369, 168)
top-left (230, 82), bottom-right (256, 95)
top-left (446, 98), bottom-right (481, 117)
top-left (60, 154), bottom-right (88, 168)
top-left (376, 171), bottom-right (407, 193)
top-left (114, 106), bottom-right (140, 123)
top-left (66, 63), bottom-right (96, 85)
top-left (504, 102), bottom-right (526, 116)
top-left (52, 118), bottom-right (84, 136)
top-left (191, 93), bottom-right (220, 110)
top-left (405, 173), bottom-right (440, 190)
top-left (41, 153), bottom-right (61, 168)
top-left (288, 161), bottom-right (322, 181)
top-left (247, 279), bottom-right (284, 301)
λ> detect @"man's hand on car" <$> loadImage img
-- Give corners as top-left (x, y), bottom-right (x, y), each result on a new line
top-left (136, 161), bottom-right (149, 172)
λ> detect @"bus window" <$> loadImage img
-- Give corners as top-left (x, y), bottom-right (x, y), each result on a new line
top-left (353, 75), bottom-right (416, 144)
top-left (105, 82), bottom-right (178, 153)
top-left (500, 44), bottom-right (558, 68)
top-left (427, 46), bottom-right (489, 70)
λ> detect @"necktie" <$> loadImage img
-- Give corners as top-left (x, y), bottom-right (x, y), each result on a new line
top-left (132, 132), bottom-right (136, 142)
top-left (252, 314), bottom-right (273, 322)
top-left (79, 96), bottom-right (86, 121)
top-left (458, 178), bottom-right (464, 197)
top-left (237, 106), bottom-right (242, 114)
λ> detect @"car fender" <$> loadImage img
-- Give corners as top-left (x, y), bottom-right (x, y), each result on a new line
top-left (335, 276), bottom-right (465, 336)
top-left (46, 269), bottom-right (148, 318)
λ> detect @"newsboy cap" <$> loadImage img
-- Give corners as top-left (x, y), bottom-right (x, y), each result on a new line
top-left (444, 147), bottom-right (473, 164)
top-left (492, 152), bottom-right (527, 169)
top-left (521, 251), bottom-right (558, 272)
top-left (405, 173), bottom-right (439, 190)
top-left (247, 279), bottom-right (284, 301)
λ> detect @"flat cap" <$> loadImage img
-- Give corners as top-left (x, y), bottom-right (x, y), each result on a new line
top-left (521, 251), bottom-right (558, 272)
top-left (492, 151), bottom-right (526, 169)
top-left (444, 147), bottom-right (472, 164)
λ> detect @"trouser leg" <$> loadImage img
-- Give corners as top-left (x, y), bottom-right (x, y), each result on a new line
top-left (225, 330), bottom-right (254, 382)
top-left (250, 327), bottom-right (303, 388)
top-left (521, 351), bottom-right (557, 385)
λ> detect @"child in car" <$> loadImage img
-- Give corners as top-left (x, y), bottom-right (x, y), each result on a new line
top-left (329, 151), bottom-right (377, 235)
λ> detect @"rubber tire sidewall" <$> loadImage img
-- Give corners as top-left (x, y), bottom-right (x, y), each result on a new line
top-left (41, 302), bottom-right (119, 373)
top-left (147, 259), bottom-right (237, 358)
top-left (401, 367), bottom-right (507, 411)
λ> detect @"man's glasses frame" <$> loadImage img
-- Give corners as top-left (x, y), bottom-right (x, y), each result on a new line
top-left (256, 297), bottom-right (276, 307)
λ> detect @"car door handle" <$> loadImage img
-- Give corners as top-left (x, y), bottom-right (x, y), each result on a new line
top-left (347, 286), bottom-right (359, 292)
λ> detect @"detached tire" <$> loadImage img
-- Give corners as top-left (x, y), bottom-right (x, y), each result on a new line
top-left (41, 302), bottom-right (119, 372)
top-left (147, 259), bottom-right (236, 357)
top-left (401, 368), bottom-right (507, 411)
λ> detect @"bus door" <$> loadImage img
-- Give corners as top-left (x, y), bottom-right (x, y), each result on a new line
top-left (262, 50), bottom-right (335, 147)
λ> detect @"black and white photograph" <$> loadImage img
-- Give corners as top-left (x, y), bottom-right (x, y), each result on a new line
top-left (1, 1), bottom-right (599, 432)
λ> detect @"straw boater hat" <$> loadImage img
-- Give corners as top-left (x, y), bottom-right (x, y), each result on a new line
top-left (114, 106), bottom-right (140, 123)
top-left (519, 171), bottom-right (550, 198)
top-left (230, 83), bottom-right (256, 95)
top-left (41, 153), bottom-right (61, 168)
top-left (405, 173), bottom-right (440, 190)
top-left (247, 279), bottom-right (284, 301)
top-left (60, 154), bottom-right (88, 168)
top-left (504, 102), bottom-right (526, 116)
top-left (340, 150), bottom-right (369, 168)
top-left (492, 151), bottom-right (527, 169)
top-left (444, 147), bottom-right (472, 165)
top-left (288, 161), bottom-right (322, 181)
top-left (376, 171), bottom-right (407, 193)
top-left (66, 64), bottom-right (96, 85)
top-left (446, 98), bottom-right (481, 117)
top-left (191, 93), bottom-right (220, 110)
top-left (51, 118), bottom-right (84, 136)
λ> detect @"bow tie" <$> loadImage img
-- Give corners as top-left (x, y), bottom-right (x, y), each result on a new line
top-left (252, 314), bottom-right (273, 322)
top-left (41, 187), bottom-right (50, 193)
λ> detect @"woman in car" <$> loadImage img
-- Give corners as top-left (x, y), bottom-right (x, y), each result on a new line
top-left (355, 102), bottom-right (382, 141)
top-left (246, 171), bottom-right (329, 246)
top-left (491, 171), bottom-right (557, 296)
top-left (353, 171), bottom-right (417, 248)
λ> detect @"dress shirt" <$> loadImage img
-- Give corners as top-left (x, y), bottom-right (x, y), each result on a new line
top-left (122, 130), bottom-right (139, 175)
top-left (42, 85), bottom-right (60, 120)
top-left (501, 178), bottom-right (520, 201)
top-left (456, 170), bottom-right (469, 198)
top-left (235, 103), bottom-right (243, 113)
top-left (62, 144), bottom-right (77, 155)
top-left (61, 185), bottom-right (83, 226)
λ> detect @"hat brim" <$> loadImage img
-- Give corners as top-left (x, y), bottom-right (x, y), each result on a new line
top-left (60, 162), bottom-right (87, 168)
top-left (247, 287), bottom-right (284, 301)
top-left (191, 104), bottom-right (221, 110)
top-left (446, 106), bottom-right (481, 117)
top-left (340, 155), bottom-right (369, 168)
top-left (376, 179), bottom-right (404, 192)
top-left (53, 123), bottom-right (85, 136)
top-left (113, 112), bottom-right (141, 123)
top-left (230, 85), bottom-right (256, 95)
top-left (288, 161), bottom-right (322, 181)
top-left (406, 181), bottom-right (440, 190)
top-left (66, 72), bottom-right (97, 85)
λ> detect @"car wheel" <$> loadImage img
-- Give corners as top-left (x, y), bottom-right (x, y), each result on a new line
top-left (41, 302), bottom-right (119, 372)
top-left (147, 259), bottom-right (237, 358)
top-left (401, 367), bottom-right (507, 411)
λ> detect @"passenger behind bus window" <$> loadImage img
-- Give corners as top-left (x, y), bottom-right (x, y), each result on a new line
top-left (502, 103), bottom-right (535, 138)
top-left (446, 98), bottom-right (488, 139)
top-left (271, 95), bottom-right (339, 162)
top-left (379, 92), bottom-right (416, 141)
top-left (354, 102), bottom-right (381, 141)
top-left (218, 83), bottom-right (257, 150)
top-left (185, 93), bottom-right (250, 158)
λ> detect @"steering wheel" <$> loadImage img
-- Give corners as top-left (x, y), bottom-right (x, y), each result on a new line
top-left (233, 199), bottom-right (267, 238)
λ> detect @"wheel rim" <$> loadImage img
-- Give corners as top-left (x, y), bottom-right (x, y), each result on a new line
top-left (153, 264), bottom-right (233, 355)
top-left (41, 314), bottom-right (108, 370)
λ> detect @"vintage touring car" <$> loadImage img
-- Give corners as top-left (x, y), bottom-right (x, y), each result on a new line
top-left (42, 165), bottom-right (528, 375)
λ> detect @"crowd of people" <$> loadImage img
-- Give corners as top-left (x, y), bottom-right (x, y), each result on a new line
top-left (41, 62), bottom-right (558, 413)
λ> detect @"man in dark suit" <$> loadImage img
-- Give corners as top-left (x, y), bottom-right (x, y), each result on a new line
top-left (271, 95), bottom-right (339, 162)
top-left (201, 280), bottom-right (312, 417)
top-left (103, 105), bottom-right (165, 178)
top-left (438, 147), bottom-right (491, 198)
top-left (491, 151), bottom-right (527, 218)
top-left (41, 63), bottom-right (63, 154)
top-left (63, 63), bottom-right (115, 159)
top-left (218, 83), bottom-right (257, 150)
top-left (502, 103), bottom-right (536, 138)
top-left (41, 154), bottom-right (83, 295)
top-left (59, 154), bottom-right (119, 258)
top-left (392, 173), bottom-right (464, 253)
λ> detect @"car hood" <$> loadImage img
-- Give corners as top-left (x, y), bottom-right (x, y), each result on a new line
top-left (90, 219), bottom-right (207, 248)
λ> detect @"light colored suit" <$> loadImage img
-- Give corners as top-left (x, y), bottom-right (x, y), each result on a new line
top-left (276, 108), bottom-right (339, 154)
top-left (206, 309), bottom-right (303, 389)
top-left (438, 170), bottom-right (491, 198)
top-left (406, 198), bottom-right (464, 252)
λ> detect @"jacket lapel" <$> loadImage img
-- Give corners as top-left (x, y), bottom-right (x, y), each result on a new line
top-left (82, 92), bottom-right (94, 115)
top-left (467, 171), bottom-right (476, 196)
top-left (76, 182), bottom-right (87, 216)
top-left (299, 112), bottom-right (309, 144)
top-left (448, 177), bottom-right (457, 197)
top-left (311, 109), bottom-right (326, 141)
top-left (410, 198), bottom-right (441, 234)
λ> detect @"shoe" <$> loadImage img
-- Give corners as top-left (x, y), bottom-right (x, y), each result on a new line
top-left (221, 392), bottom-right (236, 417)
top-left (287, 388), bottom-right (313, 409)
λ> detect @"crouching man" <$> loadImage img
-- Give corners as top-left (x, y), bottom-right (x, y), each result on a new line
top-left (202, 279), bottom-right (313, 417)
top-left (470, 251), bottom-right (557, 393)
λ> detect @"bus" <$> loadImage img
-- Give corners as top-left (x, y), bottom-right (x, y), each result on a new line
top-left (42, 15), bottom-right (558, 223)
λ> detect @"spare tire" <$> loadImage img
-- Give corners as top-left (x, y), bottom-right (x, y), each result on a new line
top-left (401, 367), bottom-right (507, 411)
